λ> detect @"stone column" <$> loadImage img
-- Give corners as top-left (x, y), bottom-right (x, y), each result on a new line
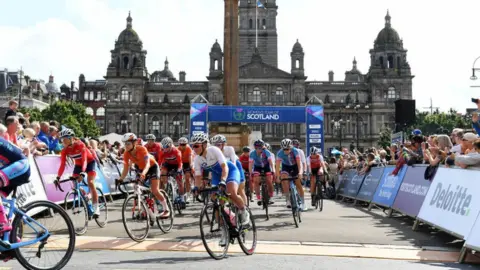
top-left (223, 0), bottom-right (239, 106)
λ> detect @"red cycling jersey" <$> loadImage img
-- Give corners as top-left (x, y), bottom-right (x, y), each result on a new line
top-left (58, 140), bottom-right (95, 176)
top-left (158, 147), bottom-right (183, 170)
top-left (145, 142), bottom-right (162, 162)
top-left (239, 154), bottom-right (249, 171)
top-left (308, 154), bottom-right (323, 169)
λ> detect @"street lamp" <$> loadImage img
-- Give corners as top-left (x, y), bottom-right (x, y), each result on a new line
top-left (346, 104), bottom-right (370, 149)
top-left (331, 119), bottom-right (347, 148)
top-left (173, 119), bottom-right (180, 140)
top-left (471, 56), bottom-right (480, 84)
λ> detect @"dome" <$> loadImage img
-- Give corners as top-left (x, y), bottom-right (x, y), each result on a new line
top-left (374, 10), bottom-right (401, 46)
top-left (117, 12), bottom-right (141, 44)
top-left (292, 39), bottom-right (303, 52)
top-left (211, 39), bottom-right (222, 52)
top-left (150, 57), bottom-right (176, 81)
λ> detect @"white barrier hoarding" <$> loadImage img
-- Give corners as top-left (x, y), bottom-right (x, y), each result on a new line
top-left (465, 212), bottom-right (480, 250)
top-left (417, 168), bottom-right (480, 239)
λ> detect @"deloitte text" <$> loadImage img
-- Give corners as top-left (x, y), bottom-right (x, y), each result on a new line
top-left (246, 113), bottom-right (280, 120)
top-left (429, 183), bottom-right (472, 216)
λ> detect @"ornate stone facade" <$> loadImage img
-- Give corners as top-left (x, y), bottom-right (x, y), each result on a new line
top-left (76, 6), bottom-right (413, 151)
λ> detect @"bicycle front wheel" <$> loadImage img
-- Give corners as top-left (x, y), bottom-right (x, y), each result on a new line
top-left (122, 194), bottom-right (150, 242)
top-left (238, 207), bottom-right (257, 255)
top-left (12, 200), bottom-right (76, 270)
top-left (261, 184), bottom-right (269, 220)
top-left (64, 189), bottom-right (88, 235)
top-left (157, 190), bottom-right (174, 233)
top-left (95, 187), bottom-right (108, 227)
top-left (290, 192), bottom-right (299, 228)
top-left (199, 204), bottom-right (229, 260)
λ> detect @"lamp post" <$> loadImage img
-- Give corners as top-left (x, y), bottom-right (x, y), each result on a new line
top-left (345, 104), bottom-right (369, 149)
top-left (135, 112), bottom-right (140, 136)
top-left (144, 113), bottom-right (148, 135)
top-left (331, 119), bottom-right (347, 148)
top-left (173, 119), bottom-right (180, 140)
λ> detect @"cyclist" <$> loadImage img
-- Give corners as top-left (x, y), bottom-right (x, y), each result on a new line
top-left (0, 137), bottom-right (30, 233)
top-left (145, 134), bottom-right (162, 162)
top-left (276, 138), bottom-right (305, 210)
top-left (210, 134), bottom-right (247, 205)
top-left (292, 139), bottom-right (307, 182)
top-left (118, 133), bottom-right (170, 218)
top-left (307, 146), bottom-right (328, 206)
top-left (265, 143), bottom-right (275, 161)
top-left (178, 137), bottom-right (193, 195)
top-left (56, 129), bottom-right (100, 217)
top-left (191, 132), bottom-right (249, 226)
top-left (249, 139), bottom-right (275, 205)
top-left (158, 137), bottom-right (185, 205)
top-left (239, 146), bottom-right (253, 200)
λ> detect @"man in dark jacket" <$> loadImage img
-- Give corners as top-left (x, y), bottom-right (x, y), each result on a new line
top-left (4, 100), bottom-right (17, 123)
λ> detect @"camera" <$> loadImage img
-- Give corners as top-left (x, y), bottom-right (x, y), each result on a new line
top-left (472, 98), bottom-right (479, 104)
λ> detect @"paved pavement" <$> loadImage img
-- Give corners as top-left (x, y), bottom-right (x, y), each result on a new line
top-left (81, 193), bottom-right (461, 249)
top-left (4, 250), bottom-right (479, 269)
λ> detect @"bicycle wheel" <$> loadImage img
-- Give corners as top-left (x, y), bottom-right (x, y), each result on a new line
top-left (290, 192), bottom-right (299, 228)
top-left (238, 207), bottom-right (257, 256)
top-left (261, 183), bottom-right (269, 220)
top-left (64, 189), bottom-right (88, 235)
top-left (317, 182), bottom-right (323, 212)
top-left (157, 190), bottom-right (174, 233)
top-left (166, 181), bottom-right (174, 202)
top-left (12, 200), bottom-right (76, 270)
top-left (200, 204), bottom-right (229, 260)
top-left (296, 190), bottom-right (303, 223)
top-left (95, 187), bottom-right (108, 227)
top-left (122, 194), bottom-right (150, 242)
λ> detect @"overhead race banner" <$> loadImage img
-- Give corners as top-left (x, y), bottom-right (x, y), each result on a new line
top-left (306, 105), bottom-right (324, 156)
top-left (190, 103), bottom-right (208, 138)
top-left (372, 165), bottom-right (407, 208)
top-left (355, 167), bottom-right (384, 202)
top-left (392, 165), bottom-right (432, 218)
top-left (417, 168), bottom-right (480, 239)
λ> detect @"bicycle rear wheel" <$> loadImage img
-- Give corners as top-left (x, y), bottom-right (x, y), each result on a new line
top-left (261, 183), bottom-right (269, 220)
top-left (95, 187), bottom-right (108, 227)
top-left (64, 189), bottom-right (88, 235)
top-left (238, 208), bottom-right (257, 255)
top-left (316, 181), bottom-right (323, 212)
top-left (122, 194), bottom-right (150, 242)
top-left (12, 200), bottom-right (76, 270)
top-left (157, 190), bottom-right (174, 233)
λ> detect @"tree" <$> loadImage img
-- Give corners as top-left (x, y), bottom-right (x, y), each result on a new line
top-left (410, 108), bottom-right (470, 136)
top-left (18, 107), bottom-right (42, 122)
top-left (378, 126), bottom-right (392, 149)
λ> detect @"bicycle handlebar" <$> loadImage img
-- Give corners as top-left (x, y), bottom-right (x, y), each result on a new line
top-left (54, 174), bottom-right (88, 193)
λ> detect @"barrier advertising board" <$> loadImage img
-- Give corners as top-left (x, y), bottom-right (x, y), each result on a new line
top-left (99, 160), bottom-right (135, 194)
top-left (417, 168), bottom-right (480, 239)
top-left (344, 172), bottom-right (366, 198)
top-left (465, 212), bottom-right (480, 251)
top-left (355, 167), bottom-right (384, 202)
top-left (392, 165), bottom-right (431, 218)
top-left (337, 170), bottom-right (356, 196)
top-left (371, 165), bottom-right (407, 207)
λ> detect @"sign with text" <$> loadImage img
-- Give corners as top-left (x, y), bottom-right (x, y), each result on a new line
top-left (417, 168), bottom-right (480, 238)
top-left (392, 165), bottom-right (431, 218)
top-left (208, 105), bottom-right (306, 123)
top-left (355, 167), bottom-right (384, 202)
top-left (337, 170), bottom-right (357, 196)
top-left (305, 105), bottom-right (324, 155)
top-left (391, 132), bottom-right (403, 145)
top-left (372, 165), bottom-right (407, 207)
top-left (344, 172), bottom-right (366, 198)
top-left (189, 103), bottom-right (208, 139)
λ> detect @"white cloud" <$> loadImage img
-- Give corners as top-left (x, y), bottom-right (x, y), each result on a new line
top-left (1, 0), bottom-right (480, 112)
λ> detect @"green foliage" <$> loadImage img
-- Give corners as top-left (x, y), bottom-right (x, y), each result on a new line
top-left (410, 108), bottom-right (469, 136)
top-left (20, 101), bottom-right (100, 137)
top-left (378, 126), bottom-right (392, 149)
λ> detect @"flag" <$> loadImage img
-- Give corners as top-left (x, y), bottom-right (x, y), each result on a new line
top-left (6, 75), bottom-right (13, 86)
top-left (257, 0), bottom-right (266, 9)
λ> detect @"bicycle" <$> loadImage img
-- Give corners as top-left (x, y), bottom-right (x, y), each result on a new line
top-left (162, 171), bottom-right (184, 215)
top-left (0, 186), bottom-right (76, 269)
top-left (244, 172), bottom-right (252, 207)
top-left (115, 175), bottom-right (174, 242)
top-left (54, 174), bottom-right (108, 235)
top-left (199, 186), bottom-right (257, 260)
top-left (312, 173), bottom-right (324, 212)
top-left (256, 172), bottom-right (273, 220)
top-left (281, 176), bottom-right (303, 228)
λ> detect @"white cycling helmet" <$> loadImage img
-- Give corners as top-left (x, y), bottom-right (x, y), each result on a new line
top-left (59, 128), bottom-right (75, 138)
top-left (122, 133), bottom-right (137, 143)
top-left (145, 134), bottom-right (156, 141)
top-left (178, 137), bottom-right (188, 144)
top-left (310, 147), bottom-right (319, 155)
top-left (191, 132), bottom-right (209, 144)
top-left (210, 134), bottom-right (221, 144)
top-left (280, 138), bottom-right (292, 149)
top-left (161, 137), bottom-right (173, 148)
top-left (265, 143), bottom-right (271, 151)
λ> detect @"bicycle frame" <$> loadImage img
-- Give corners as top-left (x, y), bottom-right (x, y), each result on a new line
top-left (0, 197), bottom-right (50, 251)
top-left (126, 178), bottom-right (158, 221)
top-left (73, 181), bottom-right (94, 216)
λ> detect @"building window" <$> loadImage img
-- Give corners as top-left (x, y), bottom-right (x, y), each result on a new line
top-left (121, 90), bottom-right (129, 101)
top-left (249, 19), bottom-right (253, 29)
top-left (84, 91), bottom-right (89, 100)
top-left (89, 91), bottom-right (94, 100)
top-left (275, 125), bottom-right (284, 137)
top-left (96, 107), bottom-right (105, 116)
top-left (85, 107), bottom-right (94, 116)
top-left (252, 88), bottom-right (261, 102)
top-left (152, 117), bottom-right (160, 137)
top-left (385, 86), bottom-right (399, 100)
top-left (120, 115), bottom-right (128, 133)
top-left (275, 87), bottom-right (283, 103)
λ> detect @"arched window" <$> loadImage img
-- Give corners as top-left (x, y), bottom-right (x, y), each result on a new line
top-left (295, 59), bottom-right (300, 69)
top-left (96, 107), bottom-right (105, 116)
top-left (123, 56), bottom-right (129, 69)
top-left (214, 60), bottom-right (218, 70)
top-left (379, 56), bottom-right (384, 68)
top-left (120, 115), bottom-right (128, 133)
top-left (85, 107), bottom-right (94, 116)
top-left (121, 88), bottom-right (129, 101)
top-left (387, 56), bottom-right (394, 69)
top-left (385, 86), bottom-right (399, 101)
top-left (152, 116), bottom-right (161, 137)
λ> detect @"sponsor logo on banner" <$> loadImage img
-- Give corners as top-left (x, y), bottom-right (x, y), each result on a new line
top-left (392, 166), bottom-right (432, 217)
top-left (233, 108), bottom-right (280, 121)
top-left (309, 124), bottom-right (321, 129)
top-left (372, 166), bottom-right (407, 207)
top-left (345, 173), bottom-right (365, 197)
top-left (417, 167), bottom-right (480, 238)
top-left (193, 121), bottom-right (204, 126)
top-left (309, 139), bottom-right (321, 143)
top-left (356, 167), bottom-right (384, 202)
top-left (309, 134), bottom-right (321, 138)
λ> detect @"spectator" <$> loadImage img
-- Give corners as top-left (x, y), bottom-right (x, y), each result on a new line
top-left (4, 116), bottom-right (19, 146)
top-left (48, 126), bottom-right (60, 153)
top-left (21, 128), bottom-right (46, 156)
top-left (471, 98), bottom-right (480, 134)
top-left (451, 130), bottom-right (464, 154)
top-left (0, 124), bottom-right (6, 138)
top-left (455, 138), bottom-right (480, 168)
top-left (37, 122), bottom-right (51, 150)
top-left (4, 100), bottom-right (17, 123)
top-left (461, 132), bottom-right (477, 154)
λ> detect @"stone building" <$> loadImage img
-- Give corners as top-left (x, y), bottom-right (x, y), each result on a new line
top-left (75, 2), bottom-right (413, 151)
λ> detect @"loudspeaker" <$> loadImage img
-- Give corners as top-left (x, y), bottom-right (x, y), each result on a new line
top-left (395, 99), bottom-right (416, 125)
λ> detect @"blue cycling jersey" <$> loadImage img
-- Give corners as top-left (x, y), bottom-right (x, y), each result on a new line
top-left (276, 148), bottom-right (299, 166)
top-left (0, 137), bottom-right (26, 168)
top-left (249, 149), bottom-right (272, 168)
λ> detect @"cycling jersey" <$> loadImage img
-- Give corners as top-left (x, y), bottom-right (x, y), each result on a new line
top-left (58, 140), bottom-right (95, 177)
top-left (193, 146), bottom-right (240, 186)
top-left (145, 142), bottom-right (162, 161)
top-left (295, 147), bottom-right (306, 165)
top-left (249, 149), bottom-right (273, 168)
top-left (179, 145), bottom-right (193, 163)
top-left (158, 147), bottom-right (182, 170)
top-left (307, 155), bottom-right (324, 169)
top-left (239, 154), bottom-right (249, 171)
top-left (220, 146), bottom-right (244, 181)
top-left (0, 138), bottom-right (30, 196)
top-left (123, 145), bottom-right (156, 171)
top-left (276, 148), bottom-right (300, 166)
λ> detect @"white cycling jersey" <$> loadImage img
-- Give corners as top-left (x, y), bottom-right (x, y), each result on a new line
top-left (221, 145), bottom-right (238, 163)
top-left (193, 146), bottom-right (228, 176)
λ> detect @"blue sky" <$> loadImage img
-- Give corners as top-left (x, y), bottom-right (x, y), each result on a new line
top-left (1, 0), bottom-right (480, 112)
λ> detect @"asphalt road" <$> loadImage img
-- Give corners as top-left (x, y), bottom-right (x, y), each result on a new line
top-left (4, 250), bottom-right (478, 270)
top-left (76, 192), bottom-right (461, 249)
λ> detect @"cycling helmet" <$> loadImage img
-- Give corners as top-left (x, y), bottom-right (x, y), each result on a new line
top-left (254, 139), bottom-right (265, 148)
top-left (310, 146), bottom-right (317, 154)
top-left (122, 133), bottom-right (137, 143)
top-left (218, 135), bottom-right (227, 143)
top-left (178, 137), bottom-right (188, 144)
top-left (242, 146), bottom-right (251, 152)
top-left (191, 132), bottom-right (209, 144)
top-left (265, 143), bottom-right (271, 151)
top-left (292, 139), bottom-right (300, 147)
top-left (280, 138), bottom-right (292, 149)
top-left (59, 128), bottom-right (75, 138)
top-left (210, 134), bottom-right (221, 144)
top-left (161, 137), bottom-right (173, 148)
top-left (145, 134), bottom-right (156, 140)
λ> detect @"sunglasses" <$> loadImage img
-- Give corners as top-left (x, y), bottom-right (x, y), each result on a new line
top-left (255, 146), bottom-right (263, 149)
top-left (125, 141), bottom-right (133, 146)
top-left (193, 144), bottom-right (202, 149)
top-left (283, 148), bottom-right (291, 151)
top-left (179, 144), bottom-right (187, 146)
